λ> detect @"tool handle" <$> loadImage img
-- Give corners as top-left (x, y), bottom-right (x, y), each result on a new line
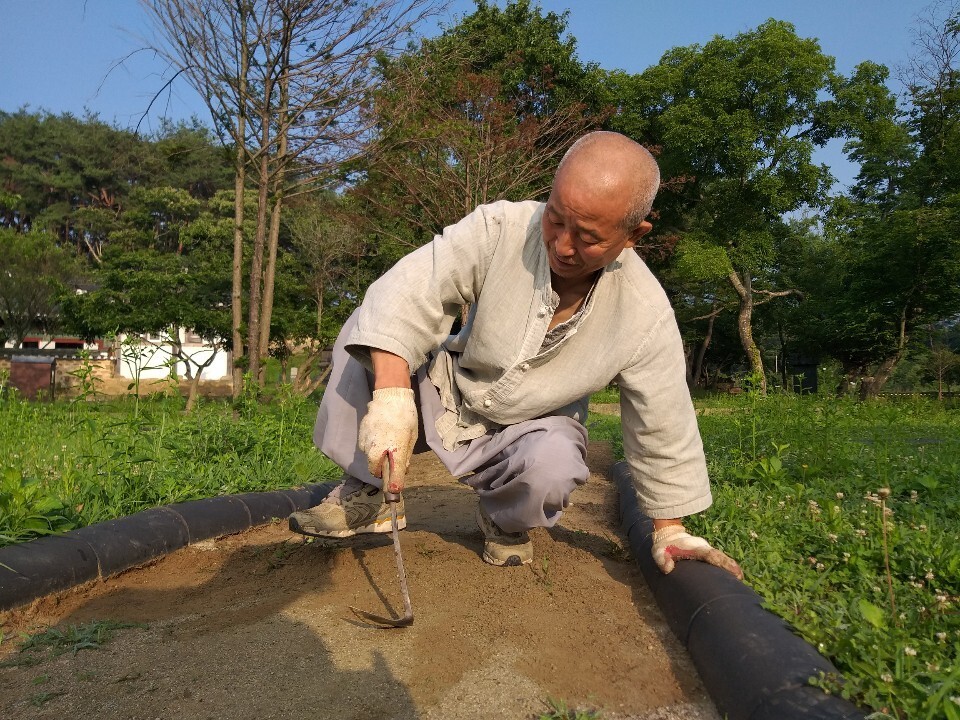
top-left (382, 452), bottom-right (401, 503)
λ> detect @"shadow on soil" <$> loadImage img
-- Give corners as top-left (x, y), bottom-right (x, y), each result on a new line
top-left (1, 532), bottom-right (423, 719)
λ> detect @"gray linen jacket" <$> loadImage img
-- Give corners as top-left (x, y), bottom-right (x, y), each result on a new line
top-left (346, 200), bottom-right (712, 519)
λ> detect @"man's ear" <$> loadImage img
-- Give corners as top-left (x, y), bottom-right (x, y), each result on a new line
top-left (624, 220), bottom-right (653, 248)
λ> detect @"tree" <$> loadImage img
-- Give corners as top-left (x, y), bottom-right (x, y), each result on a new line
top-left (62, 243), bottom-right (232, 412)
top-left (813, 3), bottom-right (960, 398)
top-left (611, 20), bottom-right (892, 393)
top-left (142, 0), bottom-right (440, 387)
top-left (0, 229), bottom-right (81, 348)
top-left (352, 0), bottom-right (605, 269)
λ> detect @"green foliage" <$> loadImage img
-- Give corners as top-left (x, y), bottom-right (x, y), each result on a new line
top-left (355, 0), bottom-right (603, 257)
top-left (0, 393), bottom-right (340, 546)
top-left (537, 697), bottom-right (603, 720)
top-left (590, 394), bottom-right (960, 717)
top-left (0, 227), bottom-right (82, 346)
top-left (597, 393), bottom-right (960, 719)
top-left (0, 467), bottom-right (78, 545)
top-left (15, 620), bottom-right (145, 658)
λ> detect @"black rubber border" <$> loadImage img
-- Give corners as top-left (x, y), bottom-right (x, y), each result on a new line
top-left (0, 483), bottom-right (333, 612)
top-left (613, 461), bottom-right (865, 720)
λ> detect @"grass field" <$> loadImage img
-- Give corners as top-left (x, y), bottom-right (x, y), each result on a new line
top-left (1, 387), bottom-right (958, 718)
top-left (590, 390), bottom-right (960, 719)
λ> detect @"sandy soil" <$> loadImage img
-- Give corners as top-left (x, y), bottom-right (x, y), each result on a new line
top-left (0, 441), bottom-right (719, 720)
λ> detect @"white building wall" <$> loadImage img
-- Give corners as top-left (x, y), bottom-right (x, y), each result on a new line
top-left (117, 331), bottom-right (230, 381)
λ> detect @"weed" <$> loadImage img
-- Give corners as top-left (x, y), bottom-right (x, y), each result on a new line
top-left (538, 697), bottom-right (603, 719)
top-left (29, 690), bottom-right (65, 706)
top-left (601, 533), bottom-right (630, 562)
top-left (68, 349), bottom-right (103, 403)
top-left (0, 653), bottom-right (43, 669)
top-left (18, 620), bottom-right (146, 657)
top-left (533, 555), bottom-right (554, 594)
top-left (416, 544), bottom-right (439, 559)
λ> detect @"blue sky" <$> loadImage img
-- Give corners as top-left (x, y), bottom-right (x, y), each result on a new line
top-left (1, 0), bottom-right (940, 188)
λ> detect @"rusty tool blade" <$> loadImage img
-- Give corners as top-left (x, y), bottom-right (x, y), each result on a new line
top-left (349, 455), bottom-right (414, 628)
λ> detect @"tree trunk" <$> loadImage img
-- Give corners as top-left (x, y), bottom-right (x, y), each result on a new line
top-left (859, 307), bottom-right (909, 400)
top-left (728, 270), bottom-right (766, 394)
top-left (257, 195), bottom-right (283, 383)
top-left (690, 310), bottom-right (717, 390)
top-left (256, 27), bottom-right (292, 384)
top-left (231, 4), bottom-right (249, 400)
top-left (185, 366), bottom-right (204, 413)
top-left (246, 116), bottom-right (273, 385)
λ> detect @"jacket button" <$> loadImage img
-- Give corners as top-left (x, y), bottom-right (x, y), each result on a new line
top-left (483, 399), bottom-right (492, 408)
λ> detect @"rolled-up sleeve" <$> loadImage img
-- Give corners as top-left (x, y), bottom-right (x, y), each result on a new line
top-left (616, 308), bottom-right (712, 518)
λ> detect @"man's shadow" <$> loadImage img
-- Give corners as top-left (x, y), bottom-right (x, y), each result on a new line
top-left (18, 530), bottom-right (423, 720)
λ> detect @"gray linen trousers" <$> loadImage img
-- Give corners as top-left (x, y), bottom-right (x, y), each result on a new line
top-left (314, 311), bottom-right (590, 534)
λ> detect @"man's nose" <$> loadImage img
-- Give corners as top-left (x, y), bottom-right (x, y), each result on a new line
top-left (555, 227), bottom-right (576, 256)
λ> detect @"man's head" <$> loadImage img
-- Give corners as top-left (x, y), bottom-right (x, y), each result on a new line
top-left (542, 132), bottom-right (660, 286)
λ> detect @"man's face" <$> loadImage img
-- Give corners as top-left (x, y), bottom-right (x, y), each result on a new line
top-left (541, 170), bottom-right (651, 285)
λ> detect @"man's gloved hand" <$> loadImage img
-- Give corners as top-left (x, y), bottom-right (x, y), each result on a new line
top-left (358, 387), bottom-right (419, 495)
top-left (651, 524), bottom-right (744, 580)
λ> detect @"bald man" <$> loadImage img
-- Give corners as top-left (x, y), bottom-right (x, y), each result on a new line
top-left (290, 131), bottom-right (742, 579)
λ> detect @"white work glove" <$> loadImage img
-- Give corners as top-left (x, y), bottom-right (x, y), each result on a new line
top-left (651, 524), bottom-right (743, 580)
top-left (358, 387), bottom-right (418, 495)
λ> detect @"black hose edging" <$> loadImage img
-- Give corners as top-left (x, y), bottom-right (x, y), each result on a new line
top-left (612, 461), bottom-right (865, 720)
top-left (0, 483), bottom-right (334, 612)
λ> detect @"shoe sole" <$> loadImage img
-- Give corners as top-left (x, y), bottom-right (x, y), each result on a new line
top-left (289, 514), bottom-right (406, 538)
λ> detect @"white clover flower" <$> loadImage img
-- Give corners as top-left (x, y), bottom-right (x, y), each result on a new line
top-left (855, 529), bottom-right (867, 538)
top-left (904, 647), bottom-right (917, 656)
top-left (749, 530), bottom-right (758, 540)
top-left (836, 492), bottom-right (844, 499)
top-left (816, 563), bottom-right (825, 571)
top-left (881, 673), bottom-right (894, 683)
top-left (952, 695), bottom-right (960, 707)
top-left (936, 632), bottom-right (947, 643)
top-left (919, 524), bottom-right (928, 532)
top-left (926, 571), bottom-right (935, 581)
top-left (778, 501), bottom-right (786, 508)
top-left (827, 533), bottom-right (838, 543)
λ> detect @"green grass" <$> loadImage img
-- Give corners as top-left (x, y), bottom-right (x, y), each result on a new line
top-left (537, 697), bottom-right (603, 719)
top-left (0, 620), bottom-right (145, 669)
top-left (0, 390), bottom-right (341, 546)
top-left (590, 390), bottom-right (960, 720)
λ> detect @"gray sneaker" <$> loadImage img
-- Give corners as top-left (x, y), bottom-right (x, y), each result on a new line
top-left (476, 503), bottom-right (532, 566)
top-left (289, 476), bottom-right (405, 538)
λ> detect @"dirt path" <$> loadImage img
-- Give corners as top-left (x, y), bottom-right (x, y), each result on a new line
top-left (0, 441), bottom-right (719, 720)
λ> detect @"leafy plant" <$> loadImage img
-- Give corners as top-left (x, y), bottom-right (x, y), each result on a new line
top-left (538, 697), bottom-right (603, 720)
top-left (17, 620), bottom-right (145, 657)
